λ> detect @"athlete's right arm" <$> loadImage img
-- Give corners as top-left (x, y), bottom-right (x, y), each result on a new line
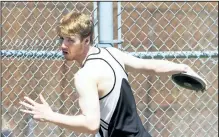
top-left (107, 47), bottom-right (193, 76)
top-left (40, 67), bottom-right (100, 134)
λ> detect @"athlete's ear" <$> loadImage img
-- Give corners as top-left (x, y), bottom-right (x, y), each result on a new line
top-left (84, 36), bottom-right (90, 45)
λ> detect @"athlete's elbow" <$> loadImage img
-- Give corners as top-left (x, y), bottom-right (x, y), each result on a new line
top-left (88, 126), bottom-right (99, 134)
top-left (86, 118), bottom-right (100, 134)
top-left (87, 123), bottom-right (99, 134)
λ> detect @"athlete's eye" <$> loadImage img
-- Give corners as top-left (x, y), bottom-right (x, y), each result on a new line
top-left (67, 38), bottom-right (75, 43)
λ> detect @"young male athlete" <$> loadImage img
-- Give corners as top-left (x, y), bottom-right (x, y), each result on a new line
top-left (20, 12), bottom-right (195, 137)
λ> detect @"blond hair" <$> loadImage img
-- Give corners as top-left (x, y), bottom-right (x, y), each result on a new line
top-left (56, 12), bottom-right (94, 44)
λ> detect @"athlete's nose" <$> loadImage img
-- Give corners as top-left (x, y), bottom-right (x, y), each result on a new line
top-left (61, 43), bottom-right (67, 50)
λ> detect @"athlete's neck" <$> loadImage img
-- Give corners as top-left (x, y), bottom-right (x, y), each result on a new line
top-left (76, 46), bottom-right (97, 67)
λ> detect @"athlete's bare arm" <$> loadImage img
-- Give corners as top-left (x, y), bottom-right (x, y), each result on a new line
top-left (20, 66), bottom-right (100, 134)
top-left (107, 47), bottom-right (193, 76)
top-left (45, 68), bottom-right (100, 134)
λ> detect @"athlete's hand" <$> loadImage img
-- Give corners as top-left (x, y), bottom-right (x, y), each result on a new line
top-left (20, 94), bottom-right (54, 122)
top-left (179, 64), bottom-right (195, 74)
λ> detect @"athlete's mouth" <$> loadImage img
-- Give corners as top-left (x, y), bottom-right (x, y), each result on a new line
top-left (62, 51), bottom-right (68, 55)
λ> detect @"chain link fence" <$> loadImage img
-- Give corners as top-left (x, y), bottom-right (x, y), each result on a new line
top-left (2, 2), bottom-right (96, 137)
top-left (1, 2), bottom-right (218, 137)
top-left (119, 2), bottom-right (218, 137)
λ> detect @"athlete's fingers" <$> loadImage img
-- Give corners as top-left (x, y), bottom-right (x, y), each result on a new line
top-left (39, 94), bottom-right (47, 105)
top-left (20, 109), bottom-right (36, 115)
top-left (23, 96), bottom-right (38, 106)
top-left (19, 101), bottom-right (35, 110)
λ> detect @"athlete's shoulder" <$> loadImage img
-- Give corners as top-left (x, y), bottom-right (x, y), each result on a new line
top-left (75, 60), bottom-right (103, 81)
top-left (74, 67), bottom-right (98, 88)
top-left (104, 46), bottom-right (120, 53)
top-left (76, 65), bottom-right (96, 79)
top-left (104, 47), bottom-right (125, 59)
top-left (103, 47), bottom-right (125, 66)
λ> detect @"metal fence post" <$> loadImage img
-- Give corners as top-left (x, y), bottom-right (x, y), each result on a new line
top-left (98, 2), bottom-right (114, 47)
top-left (117, 2), bottom-right (122, 49)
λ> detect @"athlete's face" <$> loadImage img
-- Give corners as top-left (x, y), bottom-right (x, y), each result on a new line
top-left (60, 35), bottom-right (85, 61)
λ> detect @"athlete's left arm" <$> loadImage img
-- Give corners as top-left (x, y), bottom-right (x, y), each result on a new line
top-left (107, 47), bottom-right (193, 76)
top-left (20, 69), bottom-right (100, 134)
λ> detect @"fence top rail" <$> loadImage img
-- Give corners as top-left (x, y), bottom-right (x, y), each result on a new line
top-left (1, 50), bottom-right (218, 60)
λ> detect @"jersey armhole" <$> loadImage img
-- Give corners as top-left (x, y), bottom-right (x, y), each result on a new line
top-left (104, 48), bottom-right (128, 77)
top-left (84, 58), bottom-right (116, 100)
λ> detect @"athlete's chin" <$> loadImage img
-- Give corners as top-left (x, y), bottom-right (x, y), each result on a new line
top-left (64, 55), bottom-right (75, 61)
top-left (65, 58), bottom-right (74, 61)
